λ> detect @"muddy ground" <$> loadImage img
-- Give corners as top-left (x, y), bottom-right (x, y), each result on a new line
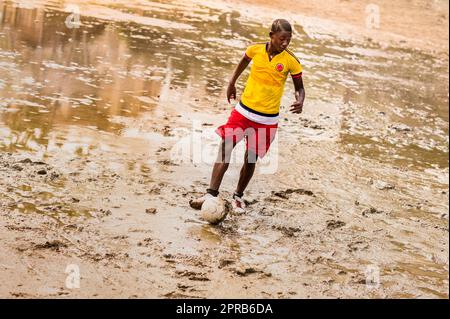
top-left (0, 0), bottom-right (448, 298)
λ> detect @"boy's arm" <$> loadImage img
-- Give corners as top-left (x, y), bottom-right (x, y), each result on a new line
top-left (290, 76), bottom-right (305, 114)
top-left (227, 56), bottom-right (251, 104)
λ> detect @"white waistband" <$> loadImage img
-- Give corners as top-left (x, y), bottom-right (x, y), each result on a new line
top-left (235, 103), bottom-right (279, 125)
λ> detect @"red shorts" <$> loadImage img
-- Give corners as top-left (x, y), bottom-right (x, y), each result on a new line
top-left (216, 108), bottom-right (278, 158)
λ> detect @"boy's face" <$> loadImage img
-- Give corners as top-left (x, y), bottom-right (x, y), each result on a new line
top-left (270, 31), bottom-right (292, 53)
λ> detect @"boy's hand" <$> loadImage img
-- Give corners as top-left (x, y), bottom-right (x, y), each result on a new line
top-left (290, 100), bottom-right (303, 114)
top-left (227, 83), bottom-right (237, 104)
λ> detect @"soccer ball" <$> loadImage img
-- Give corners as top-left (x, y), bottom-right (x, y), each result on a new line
top-left (200, 196), bottom-right (228, 224)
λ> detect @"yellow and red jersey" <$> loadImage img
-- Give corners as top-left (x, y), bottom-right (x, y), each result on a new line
top-left (238, 43), bottom-right (303, 124)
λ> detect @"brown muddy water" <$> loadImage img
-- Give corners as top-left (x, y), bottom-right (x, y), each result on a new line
top-left (0, 0), bottom-right (448, 298)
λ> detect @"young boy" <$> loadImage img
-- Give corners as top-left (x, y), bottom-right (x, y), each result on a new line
top-left (190, 19), bottom-right (305, 213)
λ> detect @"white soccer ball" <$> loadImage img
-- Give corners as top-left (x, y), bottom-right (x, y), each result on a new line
top-left (200, 196), bottom-right (228, 224)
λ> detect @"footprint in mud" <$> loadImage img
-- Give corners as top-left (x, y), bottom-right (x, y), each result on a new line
top-left (299, 118), bottom-right (325, 130)
top-left (326, 220), bottom-right (346, 230)
top-left (350, 275), bottom-right (368, 285)
top-left (158, 159), bottom-right (179, 166)
top-left (18, 158), bottom-right (46, 166)
top-left (34, 240), bottom-right (67, 251)
top-left (156, 147), bottom-right (168, 154)
top-left (271, 225), bottom-right (302, 237)
top-left (12, 164), bottom-right (23, 171)
top-left (137, 237), bottom-right (153, 247)
top-left (145, 208), bottom-right (157, 214)
top-left (163, 253), bottom-right (177, 264)
top-left (163, 291), bottom-right (202, 299)
top-left (388, 123), bottom-right (412, 132)
top-left (243, 198), bottom-right (258, 206)
top-left (268, 188), bottom-right (315, 200)
top-left (37, 169), bottom-right (47, 175)
top-left (175, 270), bottom-right (210, 282)
top-left (347, 241), bottom-right (369, 252)
top-left (10, 292), bottom-right (34, 298)
top-left (176, 283), bottom-right (202, 295)
top-left (231, 264), bottom-right (271, 277)
top-left (218, 258), bottom-right (236, 269)
top-left (259, 207), bottom-right (274, 216)
top-left (362, 207), bottom-right (385, 217)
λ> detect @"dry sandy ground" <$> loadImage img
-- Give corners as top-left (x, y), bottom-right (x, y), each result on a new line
top-left (0, 0), bottom-right (448, 299)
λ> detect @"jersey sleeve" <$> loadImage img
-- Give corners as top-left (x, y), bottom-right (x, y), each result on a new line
top-left (290, 57), bottom-right (303, 78)
top-left (244, 44), bottom-right (258, 60)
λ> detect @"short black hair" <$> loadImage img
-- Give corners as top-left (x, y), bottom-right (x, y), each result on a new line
top-left (271, 19), bottom-right (292, 33)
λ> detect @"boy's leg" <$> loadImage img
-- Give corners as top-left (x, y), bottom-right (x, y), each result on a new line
top-left (235, 150), bottom-right (257, 196)
top-left (231, 150), bottom-right (257, 214)
top-left (232, 124), bottom-right (276, 211)
top-left (190, 108), bottom-right (247, 210)
top-left (189, 139), bottom-right (236, 210)
top-left (208, 138), bottom-right (236, 191)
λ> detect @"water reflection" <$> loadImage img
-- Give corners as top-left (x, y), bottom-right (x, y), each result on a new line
top-left (0, 0), bottom-right (448, 170)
